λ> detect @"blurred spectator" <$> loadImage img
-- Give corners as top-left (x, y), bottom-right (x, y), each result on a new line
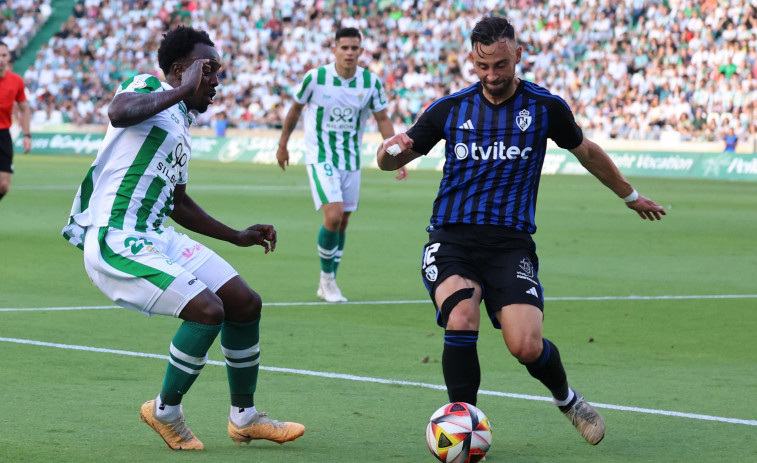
top-left (723, 127), bottom-right (738, 152)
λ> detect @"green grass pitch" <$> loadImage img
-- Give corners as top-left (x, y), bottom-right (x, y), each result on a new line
top-left (1, 154), bottom-right (755, 462)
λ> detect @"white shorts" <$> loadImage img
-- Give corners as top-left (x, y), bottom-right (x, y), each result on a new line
top-left (306, 162), bottom-right (361, 212)
top-left (82, 226), bottom-right (238, 317)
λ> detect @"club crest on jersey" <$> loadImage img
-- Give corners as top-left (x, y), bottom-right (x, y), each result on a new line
top-left (516, 109), bottom-right (532, 131)
top-left (132, 78), bottom-right (147, 89)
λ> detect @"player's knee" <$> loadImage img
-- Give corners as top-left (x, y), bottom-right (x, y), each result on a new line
top-left (226, 288), bottom-right (262, 322)
top-left (182, 290), bottom-right (225, 325)
top-left (0, 181), bottom-right (9, 195)
top-left (442, 288), bottom-right (477, 329)
top-left (507, 337), bottom-right (543, 363)
top-left (238, 289), bottom-right (262, 321)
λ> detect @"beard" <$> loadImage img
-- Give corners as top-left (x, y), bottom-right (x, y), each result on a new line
top-left (482, 76), bottom-right (513, 97)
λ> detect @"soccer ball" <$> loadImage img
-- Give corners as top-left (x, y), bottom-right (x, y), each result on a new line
top-left (426, 402), bottom-right (492, 463)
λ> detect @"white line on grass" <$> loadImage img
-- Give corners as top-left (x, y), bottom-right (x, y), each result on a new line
top-left (2, 293), bottom-right (757, 312)
top-left (0, 336), bottom-right (754, 427)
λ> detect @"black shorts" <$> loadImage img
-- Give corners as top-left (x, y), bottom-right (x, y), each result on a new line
top-left (0, 129), bottom-right (13, 173)
top-left (421, 224), bottom-right (544, 329)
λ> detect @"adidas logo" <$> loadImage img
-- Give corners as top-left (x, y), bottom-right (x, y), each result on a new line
top-left (526, 287), bottom-right (539, 297)
top-left (458, 119), bottom-right (474, 130)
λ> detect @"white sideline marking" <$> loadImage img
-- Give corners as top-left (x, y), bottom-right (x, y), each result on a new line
top-left (0, 336), bottom-right (754, 427)
top-left (2, 293), bottom-right (757, 312)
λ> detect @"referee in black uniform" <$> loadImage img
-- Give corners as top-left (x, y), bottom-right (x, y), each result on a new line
top-left (378, 16), bottom-right (665, 446)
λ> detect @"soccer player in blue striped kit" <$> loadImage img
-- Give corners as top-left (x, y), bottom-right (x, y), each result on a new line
top-left (378, 16), bottom-right (666, 445)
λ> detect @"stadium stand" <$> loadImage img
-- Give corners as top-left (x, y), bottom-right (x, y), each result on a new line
top-left (5, 0), bottom-right (757, 148)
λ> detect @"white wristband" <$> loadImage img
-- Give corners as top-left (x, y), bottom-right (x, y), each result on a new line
top-left (622, 189), bottom-right (639, 202)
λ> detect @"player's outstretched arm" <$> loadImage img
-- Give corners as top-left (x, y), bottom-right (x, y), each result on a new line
top-left (569, 138), bottom-right (666, 221)
top-left (374, 109), bottom-right (408, 180)
top-left (170, 185), bottom-right (276, 253)
top-left (377, 133), bottom-right (421, 171)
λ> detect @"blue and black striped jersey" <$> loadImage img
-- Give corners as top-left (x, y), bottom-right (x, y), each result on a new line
top-left (407, 80), bottom-right (583, 234)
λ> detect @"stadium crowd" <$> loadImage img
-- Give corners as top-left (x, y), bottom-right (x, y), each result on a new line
top-left (0, 0), bottom-right (52, 59)
top-left (8, 0), bottom-right (757, 147)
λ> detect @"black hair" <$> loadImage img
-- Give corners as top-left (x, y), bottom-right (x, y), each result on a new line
top-left (157, 26), bottom-right (215, 75)
top-left (0, 40), bottom-right (7, 49)
top-left (470, 16), bottom-right (516, 53)
top-left (335, 27), bottom-right (361, 42)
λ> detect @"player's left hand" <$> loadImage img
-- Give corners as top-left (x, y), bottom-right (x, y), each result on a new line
top-left (396, 166), bottom-right (408, 181)
top-left (22, 136), bottom-right (31, 154)
top-left (625, 195), bottom-right (666, 221)
top-left (235, 224), bottom-right (277, 253)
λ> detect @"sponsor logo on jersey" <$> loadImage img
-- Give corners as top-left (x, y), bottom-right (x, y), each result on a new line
top-left (182, 243), bottom-right (204, 258)
top-left (453, 142), bottom-right (532, 161)
top-left (326, 106), bottom-right (356, 130)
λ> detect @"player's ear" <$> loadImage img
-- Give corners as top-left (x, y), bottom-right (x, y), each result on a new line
top-left (172, 61), bottom-right (184, 79)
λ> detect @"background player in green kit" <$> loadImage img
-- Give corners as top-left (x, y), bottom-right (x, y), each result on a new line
top-left (61, 26), bottom-right (305, 450)
top-left (276, 27), bottom-right (407, 303)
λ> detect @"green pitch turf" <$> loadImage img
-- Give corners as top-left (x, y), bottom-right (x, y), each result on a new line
top-left (1, 154), bottom-right (755, 462)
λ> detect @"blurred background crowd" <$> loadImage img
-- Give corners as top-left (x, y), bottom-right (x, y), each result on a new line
top-left (5, 0), bottom-right (757, 148)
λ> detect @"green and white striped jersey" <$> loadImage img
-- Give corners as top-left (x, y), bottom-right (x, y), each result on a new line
top-left (62, 74), bottom-right (196, 249)
top-left (294, 63), bottom-right (388, 171)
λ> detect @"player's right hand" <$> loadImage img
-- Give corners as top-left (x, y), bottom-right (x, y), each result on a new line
top-left (276, 145), bottom-right (289, 171)
top-left (382, 133), bottom-right (414, 156)
top-left (235, 224), bottom-right (277, 253)
top-left (625, 195), bottom-right (667, 221)
top-left (180, 59), bottom-right (210, 93)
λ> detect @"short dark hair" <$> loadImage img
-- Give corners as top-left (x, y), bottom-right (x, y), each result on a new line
top-left (335, 27), bottom-right (361, 42)
top-left (470, 16), bottom-right (515, 48)
top-left (0, 40), bottom-right (7, 49)
top-left (157, 26), bottom-right (215, 75)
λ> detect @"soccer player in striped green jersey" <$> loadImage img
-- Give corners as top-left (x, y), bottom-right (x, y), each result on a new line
top-left (276, 27), bottom-right (407, 303)
top-left (61, 26), bottom-right (304, 450)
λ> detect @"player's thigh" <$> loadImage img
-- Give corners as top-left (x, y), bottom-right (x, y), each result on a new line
top-left (83, 227), bottom-right (207, 317)
top-left (339, 169), bottom-right (360, 212)
top-left (161, 227), bottom-right (239, 293)
top-left (480, 246), bottom-right (544, 325)
top-left (421, 234), bottom-right (482, 328)
top-left (496, 303), bottom-right (544, 360)
top-left (306, 162), bottom-right (344, 210)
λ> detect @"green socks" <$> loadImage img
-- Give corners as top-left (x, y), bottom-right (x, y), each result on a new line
top-left (160, 320), bottom-right (222, 405)
top-left (334, 231), bottom-right (346, 275)
top-left (221, 317), bottom-right (261, 408)
top-left (318, 225), bottom-right (339, 274)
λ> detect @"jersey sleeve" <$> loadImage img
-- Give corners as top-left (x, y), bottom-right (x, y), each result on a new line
top-left (369, 76), bottom-right (388, 113)
top-left (293, 68), bottom-right (316, 104)
top-left (406, 100), bottom-right (448, 155)
top-left (114, 74), bottom-right (163, 96)
top-left (546, 96), bottom-right (583, 150)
